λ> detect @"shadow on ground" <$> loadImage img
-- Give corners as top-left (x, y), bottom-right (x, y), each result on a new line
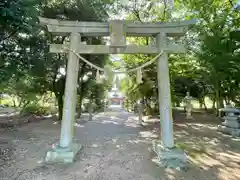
top-left (133, 111), bottom-right (240, 180)
top-left (0, 110), bottom-right (239, 180)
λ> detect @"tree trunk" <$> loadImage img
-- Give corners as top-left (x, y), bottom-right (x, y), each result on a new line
top-left (215, 80), bottom-right (224, 115)
top-left (76, 62), bottom-right (87, 118)
top-left (22, 100), bottom-right (30, 108)
top-left (0, 94), bottom-right (2, 105)
top-left (216, 93), bottom-right (224, 115)
top-left (53, 75), bottom-right (66, 121)
top-left (198, 97), bottom-right (204, 109)
top-left (56, 95), bottom-right (63, 121)
top-left (216, 91), bottom-right (220, 115)
top-left (212, 97), bottom-right (216, 110)
top-left (219, 93), bottom-right (224, 107)
top-left (224, 96), bottom-right (230, 105)
top-left (18, 99), bottom-right (23, 107)
top-left (88, 100), bottom-right (93, 121)
top-left (12, 99), bottom-right (16, 107)
top-left (144, 99), bottom-right (153, 116)
top-left (77, 94), bottom-right (84, 118)
top-left (203, 99), bottom-right (208, 112)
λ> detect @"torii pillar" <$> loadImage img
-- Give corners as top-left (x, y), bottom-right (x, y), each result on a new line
top-left (157, 33), bottom-right (174, 148)
top-left (45, 33), bottom-right (82, 163)
top-left (151, 33), bottom-right (187, 168)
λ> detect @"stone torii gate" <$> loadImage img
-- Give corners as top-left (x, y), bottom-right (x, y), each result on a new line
top-left (39, 17), bottom-right (195, 166)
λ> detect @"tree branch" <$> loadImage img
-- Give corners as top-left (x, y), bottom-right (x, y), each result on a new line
top-left (132, 9), bottom-right (143, 22)
top-left (161, 0), bottom-right (167, 22)
top-left (0, 27), bottom-right (20, 43)
top-left (228, 0), bottom-right (234, 7)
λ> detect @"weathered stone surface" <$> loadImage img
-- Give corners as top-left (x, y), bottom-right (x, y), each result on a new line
top-left (45, 143), bottom-right (83, 163)
top-left (59, 32), bottom-right (81, 148)
top-left (222, 121), bottom-right (240, 128)
top-left (39, 17), bottom-right (195, 37)
top-left (109, 20), bottom-right (126, 48)
top-left (218, 125), bottom-right (240, 136)
top-left (152, 140), bottom-right (187, 169)
top-left (156, 34), bottom-right (174, 148)
top-left (219, 107), bottom-right (240, 137)
top-left (222, 116), bottom-right (239, 121)
top-left (219, 107), bottom-right (240, 113)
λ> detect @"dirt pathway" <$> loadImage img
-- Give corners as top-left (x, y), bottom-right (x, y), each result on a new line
top-left (0, 110), bottom-right (163, 180)
top-left (0, 109), bottom-right (239, 180)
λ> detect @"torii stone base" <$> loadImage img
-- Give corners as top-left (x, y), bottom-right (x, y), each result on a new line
top-left (45, 143), bottom-right (83, 163)
top-left (152, 140), bottom-right (187, 169)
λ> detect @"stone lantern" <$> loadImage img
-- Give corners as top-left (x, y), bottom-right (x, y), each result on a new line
top-left (218, 105), bottom-right (240, 137)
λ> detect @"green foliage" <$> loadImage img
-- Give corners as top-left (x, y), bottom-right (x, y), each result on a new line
top-left (121, 0), bottom-right (240, 115)
top-left (0, 0), bottom-right (39, 42)
top-left (1, 0), bottom-right (240, 118)
top-left (184, 0), bottom-right (240, 109)
top-left (1, 0), bottom-right (111, 119)
top-left (176, 143), bottom-right (207, 158)
top-left (20, 103), bottom-right (49, 116)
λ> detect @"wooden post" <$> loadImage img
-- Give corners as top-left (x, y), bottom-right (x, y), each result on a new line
top-left (156, 33), bottom-right (174, 148)
top-left (59, 33), bottom-right (81, 148)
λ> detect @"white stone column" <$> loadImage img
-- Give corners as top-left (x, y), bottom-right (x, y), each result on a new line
top-left (156, 33), bottom-right (174, 148)
top-left (59, 33), bottom-right (81, 148)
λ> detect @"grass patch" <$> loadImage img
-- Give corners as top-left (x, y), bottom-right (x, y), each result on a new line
top-left (176, 143), bottom-right (207, 158)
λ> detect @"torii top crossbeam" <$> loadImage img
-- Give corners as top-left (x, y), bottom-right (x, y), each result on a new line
top-left (39, 17), bottom-right (196, 54)
top-left (39, 17), bottom-right (195, 37)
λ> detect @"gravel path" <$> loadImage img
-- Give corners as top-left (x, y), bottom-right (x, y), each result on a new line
top-left (1, 109), bottom-right (239, 180)
top-left (0, 110), bottom-right (163, 180)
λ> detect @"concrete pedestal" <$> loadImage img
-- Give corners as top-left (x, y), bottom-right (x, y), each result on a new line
top-left (152, 140), bottom-right (187, 169)
top-left (45, 143), bottom-right (83, 163)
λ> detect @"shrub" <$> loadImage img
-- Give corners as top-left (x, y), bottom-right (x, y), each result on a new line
top-left (20, 104), bottom-right (49, 116)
